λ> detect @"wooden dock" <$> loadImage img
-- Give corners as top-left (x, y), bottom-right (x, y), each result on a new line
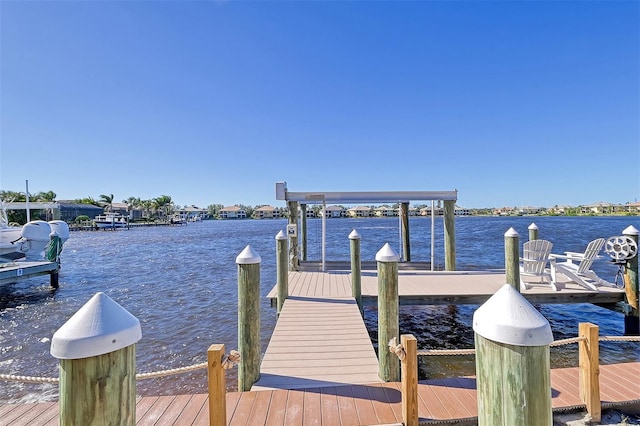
top-left (2, 362), bottom-right (639, 425)
top-left (0, 261), bottom-right (59, 287)
top-left (252, 296), bottom-right (382, 391)
top-left (267, 267), bottom-right (627, 306)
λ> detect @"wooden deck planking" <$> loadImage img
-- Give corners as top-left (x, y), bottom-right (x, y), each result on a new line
top-left (268, 269), bottom-right (626, 305)
top-left (3, 363), bottom-right (639, 425)
top-left (252, 296), bottom-right (382, 391)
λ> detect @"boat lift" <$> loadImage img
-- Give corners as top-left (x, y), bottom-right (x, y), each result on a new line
top-left (275, 181), bottom-right (458, 271)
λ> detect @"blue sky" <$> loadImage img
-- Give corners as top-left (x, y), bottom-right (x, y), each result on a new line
top-left (1, 1), bottom-right (638, 209)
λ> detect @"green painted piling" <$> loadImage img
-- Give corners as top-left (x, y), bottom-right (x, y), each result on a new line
top-left (236, 245), bottom-right (261, 391)
top-left (376, 243), bottom-right (400, 382)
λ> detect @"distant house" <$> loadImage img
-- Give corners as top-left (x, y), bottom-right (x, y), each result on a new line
top-left (178, 205), bottom-right (209, 221)
top-left (219, 206), bottom-right (246, 219)
top-left (347, 206), bottom-right (372, 218)
top-left (455, 205), bottom-right (471, 216)
top-left (57, 201), bottom-right (104, 222)
top-left (375, 206), bottom-right (397, 217)
top-left (582, 202), bottom-right (614, 215)
top-left (254, 205), bottom-right (282, 219)
top-left (420, 206), bottom-right (443, 216)
top-left (109, 202), bottom-right (129, 215)
top-left (321, 205), bottom-right (346, 218)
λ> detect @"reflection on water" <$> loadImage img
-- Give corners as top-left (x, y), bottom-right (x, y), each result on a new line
top-left (0, 216), bottom-right (638, 403)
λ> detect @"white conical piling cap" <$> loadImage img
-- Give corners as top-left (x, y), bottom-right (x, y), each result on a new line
top-left (528, 223), bottom-right (538, 230)
top-left (275, 230), bottom-right (287, 240)
top-left (349, 229), bottom-right (361, 240)
top-left (623, 225), bottom-right (639, 236)
top-left (375, 243), bottom-right (400, 262)
top-left (236, 245), bottom-right (261, 264)
top-left (50, 292), bottom-right (142, 359)
top-left (473, 284), bottom-right (553, 346)
top-left (504, 227), bottom-right (519, 238)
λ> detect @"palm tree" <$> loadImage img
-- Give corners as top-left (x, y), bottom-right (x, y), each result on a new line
top-left (154, 195), bottom-right (173, 219)
top-left (35, 191), bottom-right (57, 202)
top-left (99, 194), bottom-right (115, 212)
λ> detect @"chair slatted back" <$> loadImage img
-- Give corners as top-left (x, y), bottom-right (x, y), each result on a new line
top-left (577, 238), bottom-right (606, 274)
top-left (522, 239), bottom-right (553, 276)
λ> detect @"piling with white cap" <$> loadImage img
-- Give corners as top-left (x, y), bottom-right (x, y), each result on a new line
top-left (504, 227), bottom-right (520, 291)
top-left (51, 292), bottom-right (141, 425)
top-left (349, 229), bottom-right (362, 314)
top-left (376, 243), bottom-right (400, 381)
top-left (528, 222), bottom-right (539, 241)
top-left (623, 225), bottom-right (639, 335)
top-left (473, 284), bottom-right (553, 425)
top-left (236, 245), bottom-right (261, 391)
top-left (276, 230), bottom-right (288, 314)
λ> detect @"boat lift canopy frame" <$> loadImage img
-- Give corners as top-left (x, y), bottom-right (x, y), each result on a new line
top-left (275, 182), bottom-right (458, 271)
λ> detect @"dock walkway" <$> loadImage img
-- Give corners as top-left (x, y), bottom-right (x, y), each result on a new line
top-left (252, 295), bottom-right (382, 390)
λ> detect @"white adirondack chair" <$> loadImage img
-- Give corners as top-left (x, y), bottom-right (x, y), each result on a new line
top-left (520, 239), bottom-right (555, 291)
top-left (549, 238), bottom-right (606, 291)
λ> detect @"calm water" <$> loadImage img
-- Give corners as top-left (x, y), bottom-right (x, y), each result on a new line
top-left (1, 216), bottom-right (639, 403)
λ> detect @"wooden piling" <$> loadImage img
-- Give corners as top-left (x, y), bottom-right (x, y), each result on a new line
top-left (276, 230), bottom-right (288, 314)
top-left (376, 243), bottom-right (400, 382)
top-left (207, 344), bottom-right (227, 426)
top-left (505, 227), bottom-right (520, 291)
top-left (50, 269), bottom-right (59, 288)
top-left (400, 202), bottom-right (411, 262)
top-left (443, 200), bottom-right (456, 270)
top-left (473, 284), bottom-right (553, 426)
top-left (623, 225), bottom-right (639, 335)
top-left (51, 292), bottom-right (141, 426)
top-left (287, 201), bottom-right (299, 271)
top-left (300, 204), bottom-right (307, 262)
top-left (349, 229), bottom-right (362, 314)
top-left (401, 334), bottom-right (418, 426)
top-left (528, 223), bottom-right (539, 241)
top-left (579, 322), bottom-right (601, 422)
top-left (236, 245), bottom-right (261, 391)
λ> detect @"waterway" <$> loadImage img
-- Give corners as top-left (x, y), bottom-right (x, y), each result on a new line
top-left (0, 215), bottom-right (638, 403)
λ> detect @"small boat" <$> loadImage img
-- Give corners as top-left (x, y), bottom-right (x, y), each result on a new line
top-left (0, 202), bottom-right (70, 261)
top-left (94, 212), bottom-right (129, 229)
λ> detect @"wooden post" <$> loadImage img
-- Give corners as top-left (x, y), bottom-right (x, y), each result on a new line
top-left (578, 322), bottom-right (601, 423)
top-left (287, 201), bottom-right (299, 271)
top-left (349, 229), bottom-right (362, 314)
top-left (400, 202), bottom-right (411, 262)
top-left (236, 245), bottom-right (261, 391)
top-left (505, 227), bottom-right (520, 291)
top-left (208, 344), bottom-right (227, 426)
top-left (623, 225), bottom-right (639, 335)
top-left (50, 269), bottom-right (59, 288)
top-left (300, 204), bottom-right (307, 262)
top-left (401, 334), bottom-right (418, 426)
top-left (443, 200), bottom-right (456, 271)
top-left (276, 230), bottom-right (288, 315)
top-left (528, 223), bottom-right (539, 241)
top-left (51, 292), bottom-right (141, 426)
top-left (376, 243), bottom-right (400, 382)
top-left (473, 284), bottom-right (553, 426)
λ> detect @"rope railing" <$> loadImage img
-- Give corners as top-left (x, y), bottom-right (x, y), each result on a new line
top-left (0, 349), bottom-right (241, 384)
top-left (402, 335), bottom-right (639, 358)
